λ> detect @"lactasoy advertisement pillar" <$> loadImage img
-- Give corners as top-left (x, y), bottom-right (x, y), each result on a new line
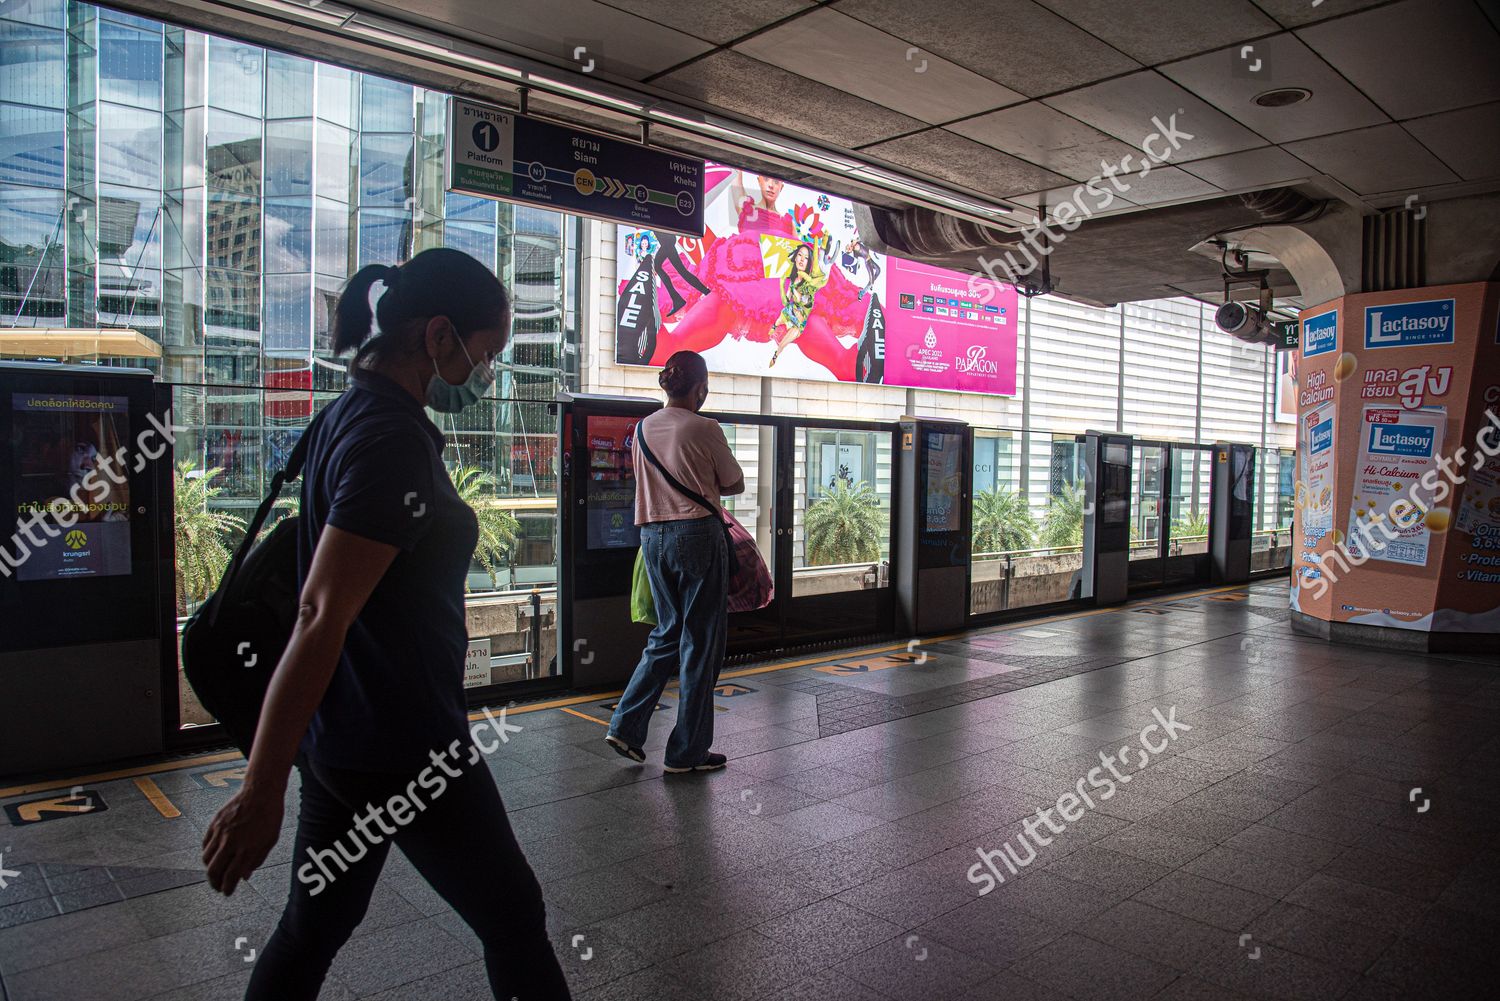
top-left (1290, 281), bottom-right (1500, 650)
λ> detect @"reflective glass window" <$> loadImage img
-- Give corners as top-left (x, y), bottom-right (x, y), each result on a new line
top-left (357, 208), bottom-right (407, 267)
top-left (358, 133), bottom-right (411, 207)
top-left (360, 76), bottom-right (413, 132)
top-left (2, 0), bottom-right (67, 29)
top-left (206, 109), bottom-right (261, 196)
top-left (0, 20), bottom-right (66, 109)
top-left (315, 122), bottom-right (352, 200)
top-left (99, 20), bottom-right (162, 109)
top-left (98, 103), bottom-right (163, 188)
top-left (0, 103), bottom-right (65, 187)
top-left (265, 51), bottom-right (313, 119)
top-left (264, 118), bottom-right (312, 197)
top-left (314, 196), bottom-right (351, 277)
top-left (264, 196), bottom-right (312, 273)
top-left (207, 193), bottom-right (260, 272)
top-left (316, 64), bottom-right (353, 127)
top-left (207, 36), bottom-right (263, 117)
top-left (263, 273), bottom-right (311, 354)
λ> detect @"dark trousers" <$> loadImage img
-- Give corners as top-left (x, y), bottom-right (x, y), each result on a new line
top-left (246, 754), bottom-right (571, 1000)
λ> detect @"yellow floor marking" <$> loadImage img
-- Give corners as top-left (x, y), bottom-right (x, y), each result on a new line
top-left (133, 776), bottom-right (182, 819)
top-left (4, 581), bottom-right (1258, 797)
top-left (560, 707), bottom-right (609, 726)
top-left (0, 750), bottom-right (242, 801)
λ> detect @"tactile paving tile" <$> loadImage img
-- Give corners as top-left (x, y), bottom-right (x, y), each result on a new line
top-left (802, 653), bottom-right (1137, 738)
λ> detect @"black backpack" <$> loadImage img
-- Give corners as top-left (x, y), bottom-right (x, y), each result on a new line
top-left (181, 411), bottom-right (324, 756)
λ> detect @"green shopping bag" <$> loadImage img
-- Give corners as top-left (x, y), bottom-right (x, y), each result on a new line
top-left (630, 547), bottom-right (657, 626)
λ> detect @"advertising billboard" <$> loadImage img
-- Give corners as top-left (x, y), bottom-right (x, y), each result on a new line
top-left (9, 393), bottom-right (133, 580)
top-left (615, 164), bottom-right (1018, 394)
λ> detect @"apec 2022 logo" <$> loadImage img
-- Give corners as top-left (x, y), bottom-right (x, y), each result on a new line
top-left (1302, 309), bottom-right (1337, 358)
top-left (1364, 298), bottom-right (1455, 350)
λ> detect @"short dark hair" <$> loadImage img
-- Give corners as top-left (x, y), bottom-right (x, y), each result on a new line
top-left (331, 247), bottom-right (510, 366)
top-left (659, 350), bottom-right (708, 398)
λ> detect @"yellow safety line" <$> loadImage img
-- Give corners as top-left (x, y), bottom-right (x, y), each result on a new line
top-left (133, 776), bottom-right (182, 819)
top-left (4, 582), bottom-right (1255, 798)
top-left (560, 707), bottom-right (609, 726)
top-left (0, 750), bottom-right (242, 801)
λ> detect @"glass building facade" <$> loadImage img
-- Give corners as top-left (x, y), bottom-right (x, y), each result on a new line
top-left (2, 0), bottom-right (580, 586)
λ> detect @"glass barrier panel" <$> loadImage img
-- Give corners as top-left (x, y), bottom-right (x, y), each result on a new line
top-left (1168, 445), bottom-right (1210, 556)
top-left (793, 427), bottom-right (891, 598)
top-left (720, 421), bottom-right (776, 576)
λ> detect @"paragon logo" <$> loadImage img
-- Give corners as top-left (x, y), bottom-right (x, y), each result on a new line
top-left (954, 344), bottom-right (998, 376)
top-left (1366, 299), bottom-right (1455, 349)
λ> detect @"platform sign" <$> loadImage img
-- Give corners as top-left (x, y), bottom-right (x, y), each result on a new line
top-left (448, 98), bottom-right (705, 237)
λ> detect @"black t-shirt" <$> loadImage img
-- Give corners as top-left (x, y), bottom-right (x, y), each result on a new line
top-left (297, 370), bottom-right (477, 772)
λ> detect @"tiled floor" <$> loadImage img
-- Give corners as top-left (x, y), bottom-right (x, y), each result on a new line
top-left (2, 582), bottom-right (1497, 1000)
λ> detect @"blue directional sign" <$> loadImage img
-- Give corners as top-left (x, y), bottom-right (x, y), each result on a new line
top-left (449, 98), bottom-right (704, 237)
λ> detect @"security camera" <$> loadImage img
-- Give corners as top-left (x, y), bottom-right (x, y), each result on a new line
top-left (1215, 301), bottom-right (1277, 344)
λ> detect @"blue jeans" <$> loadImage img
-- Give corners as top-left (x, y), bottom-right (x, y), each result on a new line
top-left (610, 515), bottom-right (728, 768)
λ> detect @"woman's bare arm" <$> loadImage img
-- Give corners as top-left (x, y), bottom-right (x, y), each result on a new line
top-left (202, 526), bottom-right (398, 893)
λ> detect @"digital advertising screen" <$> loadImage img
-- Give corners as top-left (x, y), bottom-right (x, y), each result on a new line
top-left (10, 393), bottom-right (134, 581)
top-left (585, 415), bottom-right (642, 551)
top-left (922, 431), bottom-right (966, 535)
top-left (615, 163), bottom-right (1018, 395)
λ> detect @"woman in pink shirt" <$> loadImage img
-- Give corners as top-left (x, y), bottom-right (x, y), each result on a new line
top-left (605, 351), bottom-right (745, 772)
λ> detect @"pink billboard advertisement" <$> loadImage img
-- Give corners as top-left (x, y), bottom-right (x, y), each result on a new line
top-left (615, 162), bottom-right (1018, 396)
top-left (882, 257), bottom-right (1018, 395)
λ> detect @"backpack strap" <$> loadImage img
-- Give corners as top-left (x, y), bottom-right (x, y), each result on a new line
top-left (205, 406), bottom-right (327, 625)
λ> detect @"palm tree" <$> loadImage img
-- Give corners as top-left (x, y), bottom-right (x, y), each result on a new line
top-left (805, 480), bottom-right (883, 566)
top-left (1171, 509), bottom-right (1209, 540)
top-left (1039, 480), bottom-right (1087, 551)
top-left (173, 461), bottom-right (246, 614)
top-left (972, 486), bottom-right (1035, 555)
top-left (449, 464), bottom-right (520, 590)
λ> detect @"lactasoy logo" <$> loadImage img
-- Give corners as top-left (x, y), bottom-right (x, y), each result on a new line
top-left (1365, 299), bottom-right (1455, 349)
top-left (1368, 424), bottom-right (1435, 458)
top-left (1302, 309), bottom-right (1337, 358)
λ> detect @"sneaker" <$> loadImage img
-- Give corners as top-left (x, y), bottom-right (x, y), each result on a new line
top-left (663, 752), bottom-right (727, 774)
top-left (604, 733), bottom-right (645, 763)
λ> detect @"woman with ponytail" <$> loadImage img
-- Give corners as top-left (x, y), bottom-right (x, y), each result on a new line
top-left (201, 248), bottom-right (572, 1000)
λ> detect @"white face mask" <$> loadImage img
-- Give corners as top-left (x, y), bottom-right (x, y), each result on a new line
top-left (424, 328), bottom-right (494, 413)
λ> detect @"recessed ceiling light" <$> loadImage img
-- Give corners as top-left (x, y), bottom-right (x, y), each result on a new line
top-left (1253, 87), bottom-right (1312, 108)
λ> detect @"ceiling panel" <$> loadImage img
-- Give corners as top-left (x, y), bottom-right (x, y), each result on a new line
top-left (1253, 0), bottom-right (1399, 29)
top-left (1108, 165), bottom-right (1223, 205)
top-left (601, 0), bottom-right (817, 45)
top-left (948, 102), bottom-right (1141, 182)
top-left (1043, 70), bottom-right (1267, 162)
top-left (1297, 0), bottom-right (1500, 120)
top-left (1283, 123), bottom-right (1461, 195)
top-left (1009, 183), bottom-right (1140, 212)
top-left (862, 129), bottom-right (1073, 198)
top-left (653, 50), bottom-right (925, 148)
top-left (836, 0), bottom-right (1140, 96)
top-left (1402, 102), bottom-right (1500, 182)
top-left (1160, 33), bottom-right (1389, 143)
top-left (1178, 146), bottom-right (1317, 189)
top-left (1033, 0), bottom-right (1279, 64)
top-left (735, 8), bottom-right (1024, 125)
top-left (347, 0), bottom-right (712, 79)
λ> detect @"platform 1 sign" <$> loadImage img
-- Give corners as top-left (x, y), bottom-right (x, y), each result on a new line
top-left (449, 98), bottom-right (704, 237)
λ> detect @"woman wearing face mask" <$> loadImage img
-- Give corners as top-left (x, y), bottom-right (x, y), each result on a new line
top-left (606, 350), bottom-right (744, 772)
top-left (201, 248), bottom-right (572, 1001)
